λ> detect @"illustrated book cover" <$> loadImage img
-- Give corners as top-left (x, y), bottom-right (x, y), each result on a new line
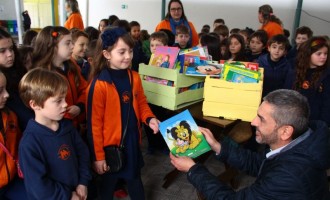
top-left (149, 46), bottom-right (180, 69)
top-left (185, 56), bottom-right (222, 77)
top-left (159, 110), bottom-right (211, 158)
top-left (222, 62), bottom-right (261, 83)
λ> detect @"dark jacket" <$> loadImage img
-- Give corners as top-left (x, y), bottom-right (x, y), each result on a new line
top-left (257, 54), bottom-right (292, 97)
top-left (19, 119), bottom-right (91, 199)
top-left (187, 120), bottom-right (330, 200)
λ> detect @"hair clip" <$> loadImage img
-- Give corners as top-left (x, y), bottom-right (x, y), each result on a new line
top-left (52, 31), bottom-right (58, 38)
top-left (311, 38), bottom-right (326, 47)
top-left (101, 28), bottom-right (127, 49)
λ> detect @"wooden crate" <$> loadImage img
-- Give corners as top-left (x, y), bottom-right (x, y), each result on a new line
top-left (139, 64), bottom-right (204, 110)
top-left (202, 68), bottom-right (264, 122)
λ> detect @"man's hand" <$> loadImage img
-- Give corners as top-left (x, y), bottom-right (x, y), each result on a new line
top-left (199, 127), bottom-right (221, 155)
top-left (169, 153), bottom-right (196, 172)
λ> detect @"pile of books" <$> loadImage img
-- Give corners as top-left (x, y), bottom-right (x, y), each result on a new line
top-left (221, 61), bottom-right (261, 83)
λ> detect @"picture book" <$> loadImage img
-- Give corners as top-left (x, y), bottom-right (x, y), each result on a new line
top-left (149, 46), bottom-right (180, 69)
top-left (220, 60), bottom-right (259, 71)
top-left (159, 110), bottom-right (211, 158)
top-left (185, 56), bottom-right (223, 77)
top-left (222, 63), bottom-right (260, 83)
top-left (226, 71), bottom-right (258, 83)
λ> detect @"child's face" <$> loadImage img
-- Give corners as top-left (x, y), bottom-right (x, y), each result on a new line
top-left (99, 21), bottom-right (108, 33)
top-left (150, 39), bottom-right (165, 54)
top-left (130, 26), bottom-right (140, 40)
top-left (176, 34), bottom-right (190, 48)
top-left (0, 73), bottom-right (9, 109)
top-left (268, 42), bottom-right (286, 61)
top-left (72, 36), bottom-right (89, 59)
top-left (295, 34), bottom-right (309, 48)
top-left (103, 38), bottom-right (133, 70)
top-left (34, 93), bottom-right (67, 126)
top-left (55, 34), bottom-right (74, 64)
top-left (249, 37), bottom-right (264, 54)
top-left (229, 37), bottom-right (242, 55)
top-left (0, 38), bottom-right (15, 68)
top-left (310, 46), bottom-right (328, 68)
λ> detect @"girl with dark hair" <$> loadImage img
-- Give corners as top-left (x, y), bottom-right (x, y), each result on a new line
top-left (258, 4), bottom-right (284, 40)
top-left (286, 36), bottom-right (330, 126)
top-left (223, 33), bottom-right (248, 61)
top-left (155, 0), bottom-right (199, 46)
top-left (64, 0), bottom-right (84, 30)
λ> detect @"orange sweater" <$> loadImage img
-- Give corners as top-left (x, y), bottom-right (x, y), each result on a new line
top-left (260, 21), bottom-right (284, 40)
top-left (87, 69), bottom-right (155, 161)
top-left (64, 13), bottom-right (84, 31)
top-left (155, 19), bottom-right (199, 47)
top-left (0, 109), bottom-right (21, 188)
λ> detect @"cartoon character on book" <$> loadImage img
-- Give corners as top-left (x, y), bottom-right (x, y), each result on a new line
top-left (196, 65), bottom-right (222, 75)
top-left (166, 120), bottom-right (202, 154)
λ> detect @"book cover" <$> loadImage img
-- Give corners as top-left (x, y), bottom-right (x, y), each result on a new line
top-left (222, 63), bottom-right (260, 82)
top-left (149, 46), bottom-right (180, 69)
top-left (226, 71), bottom-right (258, 83)
top-left (159, 110), bottom-right (211, 158)
top-left (185, 56), bottom-right (222, 77)
top-left (220, 60), bottom-right (259, 71)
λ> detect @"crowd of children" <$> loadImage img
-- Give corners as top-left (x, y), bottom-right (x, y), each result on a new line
top-left (0, 0), bottom-right (329, 199)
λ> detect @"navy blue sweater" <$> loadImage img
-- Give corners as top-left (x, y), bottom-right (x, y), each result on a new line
top-left (257, 53), bottom-right (292, 97)
top-left (19, 119), bottom-right (91, 199)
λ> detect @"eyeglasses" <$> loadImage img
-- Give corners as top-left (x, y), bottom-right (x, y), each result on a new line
top-left (170, 7), bottom-right (182, 12)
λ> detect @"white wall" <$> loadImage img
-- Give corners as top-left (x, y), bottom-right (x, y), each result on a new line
top-left (77, 0), bottom-right (330, 38)
top-left (0, 0), bottom-right (17, 20)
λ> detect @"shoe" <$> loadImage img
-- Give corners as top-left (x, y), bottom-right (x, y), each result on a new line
top-left (114, 189), bottom-right (128, 198)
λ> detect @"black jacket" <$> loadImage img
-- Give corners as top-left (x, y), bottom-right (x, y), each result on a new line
top-left (187, 121), bottom-right (330, 200)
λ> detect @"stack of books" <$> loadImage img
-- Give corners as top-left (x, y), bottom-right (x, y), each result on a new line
top-left (221, 61), bottom-right (261, 83)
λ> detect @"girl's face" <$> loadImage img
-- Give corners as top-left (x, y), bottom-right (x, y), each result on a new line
top-left (229, 37), bottom-right (242, 56)
top-left (99, 21), bottom-right (107, 33)
top-left (0, 38), bottom-right (15, 68)
top-left (295, 34), bottom-right (308, 48)
top-left (130, 26), bottom-right (140, 40)
top-left (72, 36), bottom-right (89, 59)
top-left (249, 37), bottom-right (264, 54)
top-left (310, 46), bottom-right (328, 68)
top-left (54, 34), bottom-right (74, 64)
top-left (0, 73), bottom-right (9, 109)
top-left (103, 38), bottom-right (133, 70)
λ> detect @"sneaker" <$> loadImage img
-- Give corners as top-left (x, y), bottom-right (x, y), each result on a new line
top-left (114, 189), bottom-right (128, 198)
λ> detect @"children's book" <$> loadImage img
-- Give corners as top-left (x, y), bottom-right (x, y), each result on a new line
top-left (149, 46), bottom-right (180, 69)
top-left (159, 110), bottom-right (211, 158)
top-left (185, 56), bottom-right (223, 77)
top-left (222, 62), bottom-right (260, 83)
top-left (220, 60), bottom-right (259, 71)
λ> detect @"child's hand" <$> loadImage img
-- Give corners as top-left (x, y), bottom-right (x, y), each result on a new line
top-left (67, 105), bottom-right (81, 118)
top-left (76, 184), bottom-right (87, 200)
top-left (93, 160), bottom-right (109, 175)
top-left (149, 118), bottom-right (160, 134)
top-left (71, 191), bottom-right (81, 200)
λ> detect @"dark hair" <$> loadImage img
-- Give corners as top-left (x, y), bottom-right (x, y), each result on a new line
top-left (18, 45), bottom-right (34, 70)
top-left (71, 30), bottom-right (89, 43)
top-left (259, 4), bottom-right (282, 26)
top-left (112, 19), bottom-right (130, 32)
top-left (176, 24), bottom-right (189, 35)
top-left (150, 31), bottom-right (168, 45)
top-left (23, 29), bottom-right (38, 46)
top-left (213, 18), bottom-right (225, 25)
top-left (224, 33), bottom-right (248, 61)
top-left (84, 26), bottom-right (100, 41)
top-left (200, 34), bottom-right (221, 61)
top-left (91, 27), bottom-right (134, 78)
top-left (249, 30), bottom-right (268, 47)
top-left (159, 29), bottom-right (175, 46)
top-left (295, 26), bottom-right (313, 38)
top-left (66, 0), bottom-right (80, 13)
top-left (108, 15), bottom-right (119, 25)
top-left (267, 34), bottom-right (290, 50)
top-left (214, 25), bottom-right (229, 38)
top-left (263, 89), bottom-right (309, 139)
top-left (140, 30), bottom-right (150, 41)
top-left (284, 29), bottom-right (290, 38)
top-left (295, 36), bottom-right (330, 90)
top-left (98, 19), bottom-right (109, 31)
top-left (86, 39), bottom-right (97, 58)
top-left (129, 21), bottom-right (140, 29)
top-left (230, 28), bottom-right (240, 35)
top-left (165, 0), bottom-right (188, 21)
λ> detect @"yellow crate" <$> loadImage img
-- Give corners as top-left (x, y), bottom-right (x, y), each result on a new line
top-left (139, 64), bottom-right (204, 110)
top-left (202, 68), bottom-right (264, 122)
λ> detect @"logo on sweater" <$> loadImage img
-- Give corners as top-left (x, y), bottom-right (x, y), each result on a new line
top-left (122, 91), bottom-right (130, 103)
top-left (58, 144), bottom-right (71, 160)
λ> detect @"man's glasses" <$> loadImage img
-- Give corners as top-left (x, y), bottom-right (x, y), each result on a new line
top-left (170, 7), bottom-right (182, 12)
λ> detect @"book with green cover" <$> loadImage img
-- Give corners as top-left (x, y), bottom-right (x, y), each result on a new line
top-left (159, 110), bottom-right (211, 158)
top-left (222, 63), bottom-right (260, 82)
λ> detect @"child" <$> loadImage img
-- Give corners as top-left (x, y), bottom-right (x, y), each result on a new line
top-left (150, 31), bottom-right (169, 55)
top-left (84, 26), bottom-right (100, 41)
top-left (223, 33), bottom-right (248, 61)
top-left (18, 68), bottom-right (91, 199)
top-left (129, 21), bottom-right (141, 41)
top-left (98, 18), bottom-right (109, 33)
top-left (32, 26), bottom-right (88, 128)
top-left (200, 34), bottom-right (221, 61)
top-left (285, 36), bottom-right (330, 126)
top-left (84, 39), bottom-right (97, 81)
top-left (245, 30), bottom-right (268, 62)
top-left (220, 38), bottom-right (228, 58)
top-left (286, 26), bottom-right (313, 61)
top-left (71, 30), bottom-right (90, 80)
top-left (0, 28), bottom-right (33, 131)
top-left (18, 45), bottom-right (34, 70)
top-left (22, 29), bottom-right (38, 46)
top-left (257, 34), bottom-right (291, 97)
top-left (213, 18), bottom-right (225, 30)
top-left (173, 24), bottom-right (191, 49)
top-left (213, 24), bottom-right (229, 43)
top-left (238, 29), bottom-right (250, 48)
top-left (87, 27), bottom-right (159, 200)
top-left (140, 30), bottom-right (151, 58)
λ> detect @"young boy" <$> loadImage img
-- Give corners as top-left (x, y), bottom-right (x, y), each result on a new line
top-left (286, 26), bottom-right (313, 60)
top-left (213, 24), bottom-right (229, 43)
top-left (246, 30), bottom-right (268, 62)
top-left (173, 25), bottom-right (191, 49)
top-left (213, 18), bottom-right (225, 30)
top-left (18, 68), bottom-right (91, 199)
top-left (257, 34), bottom-right (292, 97)
top-left (150, 31), bottom-right (169, 54)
